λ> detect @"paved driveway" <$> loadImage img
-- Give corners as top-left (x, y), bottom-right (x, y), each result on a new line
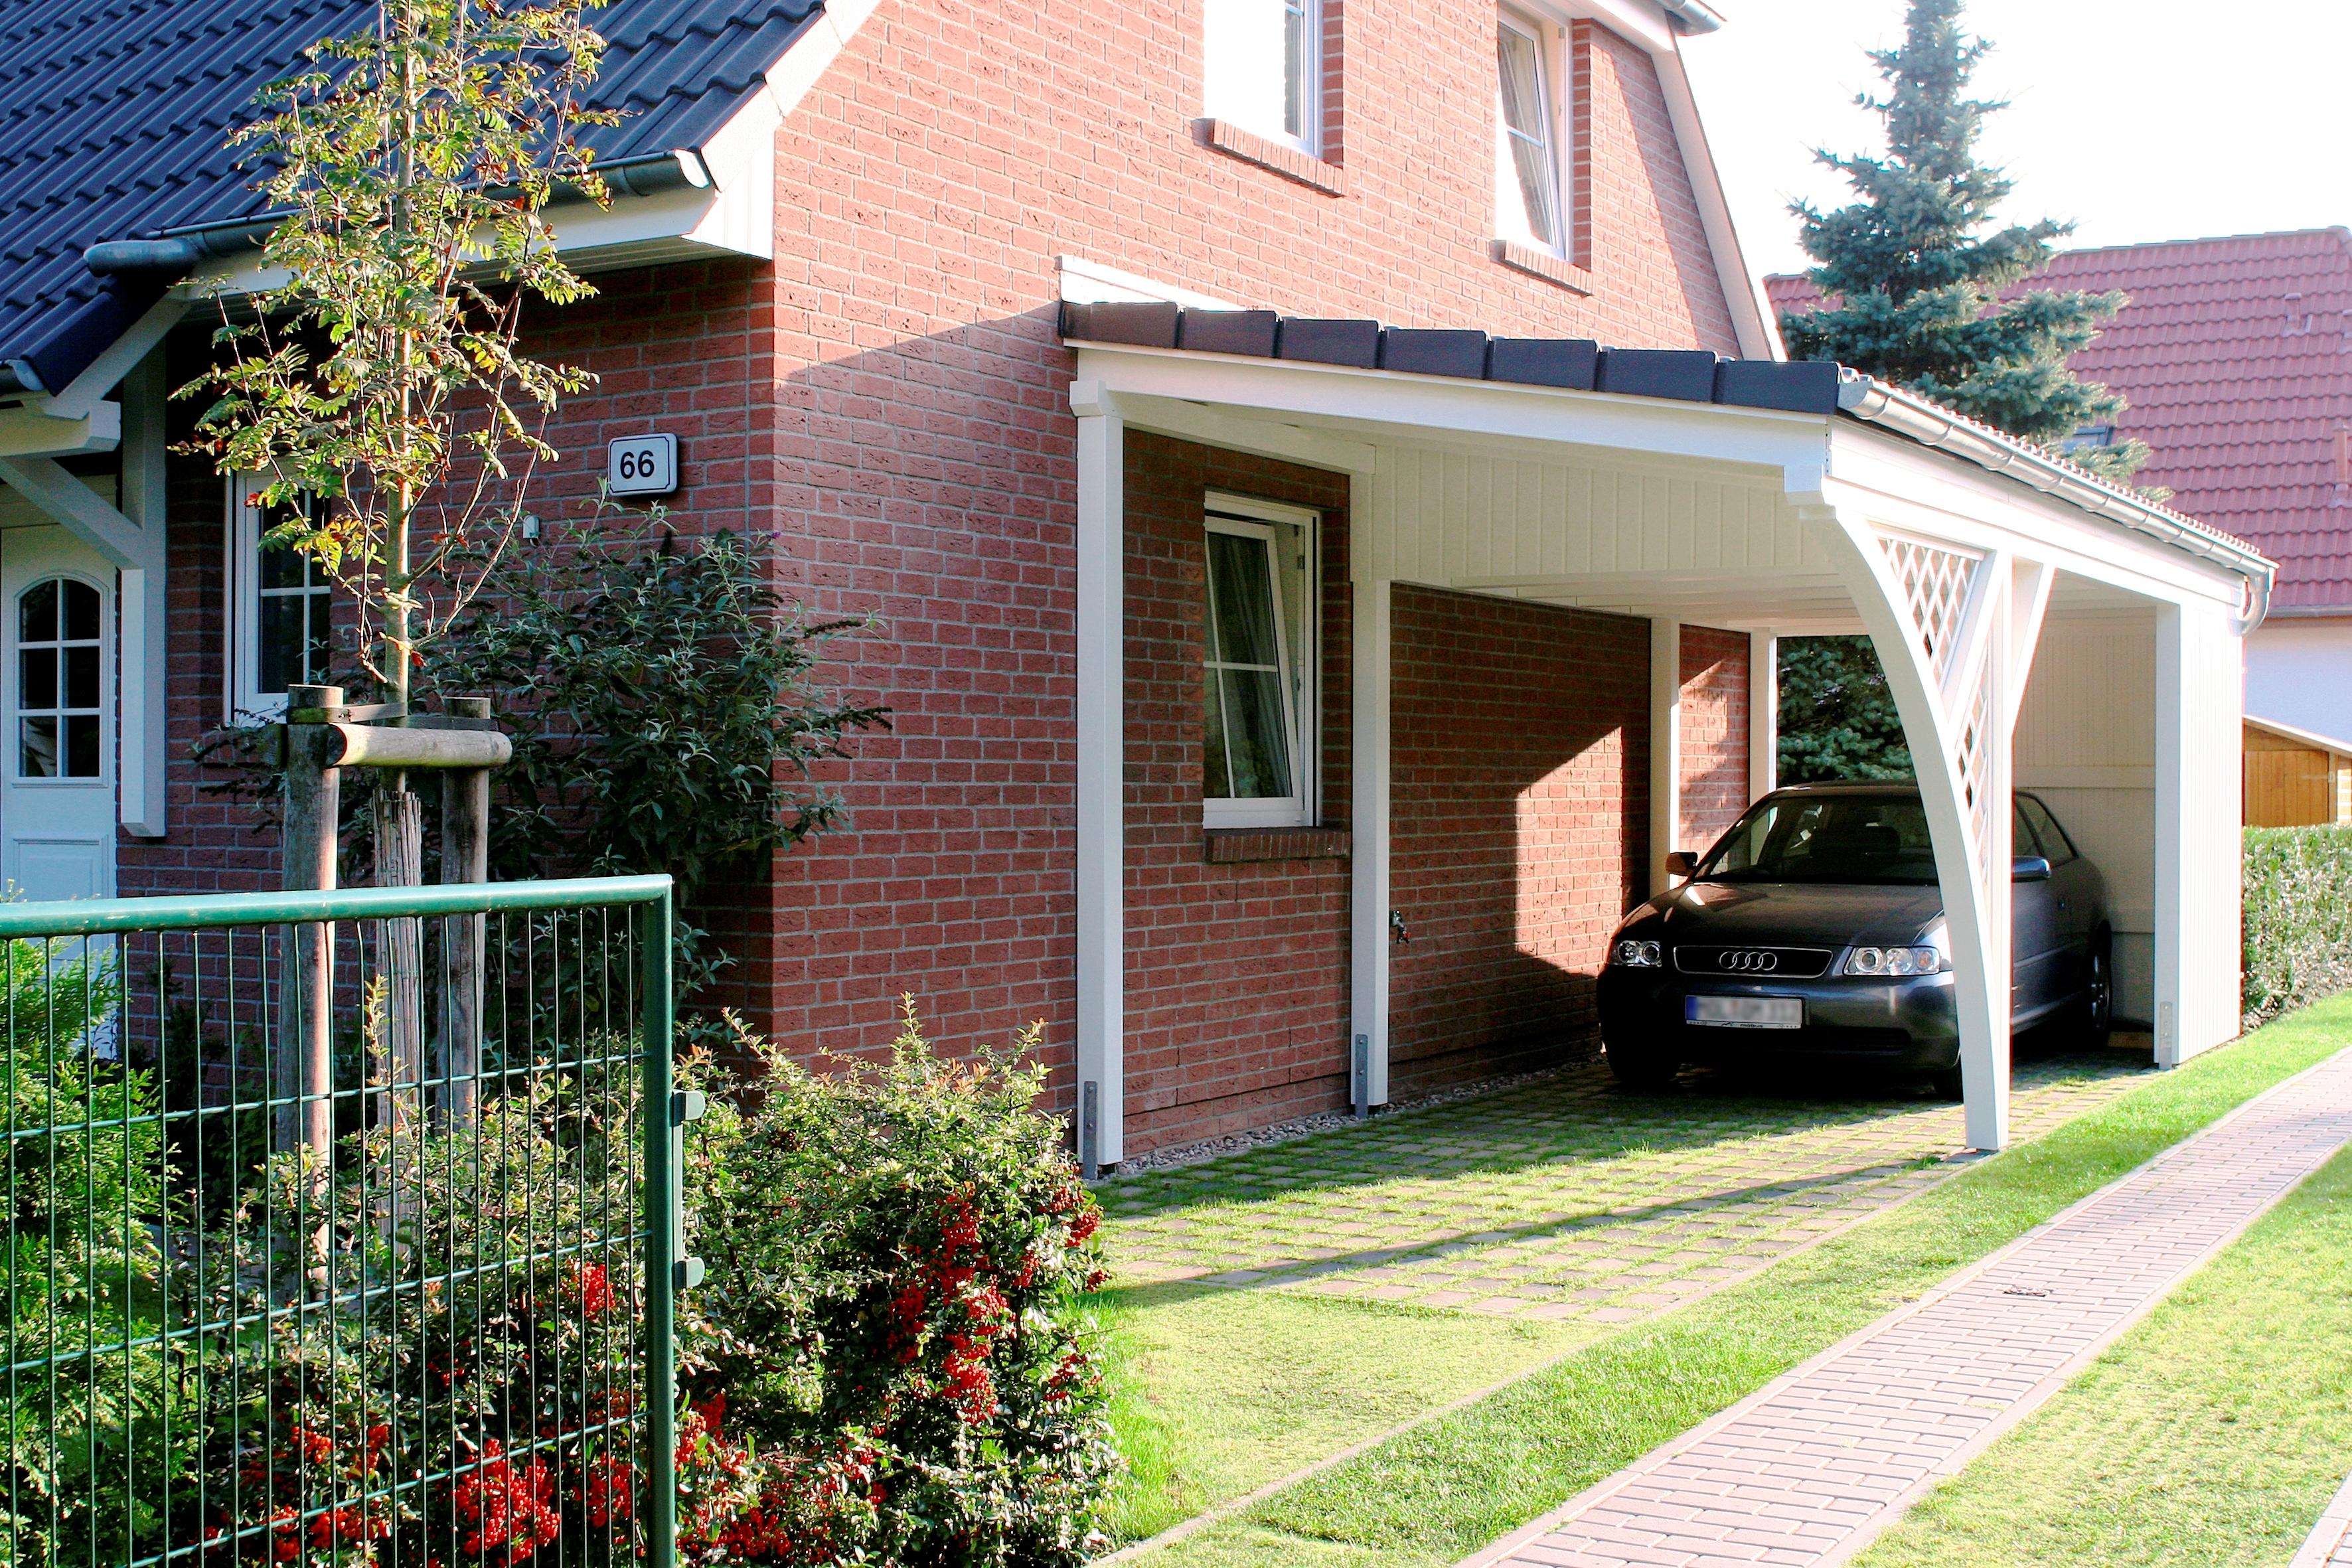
top-left (1101, 1046), bottom-right (2150, 1326)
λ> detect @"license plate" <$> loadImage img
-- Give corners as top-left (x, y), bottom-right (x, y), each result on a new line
top-left (1686, 994), bottom-right (1803, 1030)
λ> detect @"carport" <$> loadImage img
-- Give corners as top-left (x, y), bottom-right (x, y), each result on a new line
top-left (1062, 302), bottom-right (2271, 1162)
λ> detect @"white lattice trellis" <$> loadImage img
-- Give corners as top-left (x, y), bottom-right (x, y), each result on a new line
top-left (1956, 666), bottom-right (1995, 887)
top-left (1881, 535), bottom-right (1981, 686)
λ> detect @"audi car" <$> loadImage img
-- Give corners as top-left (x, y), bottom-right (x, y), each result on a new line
top-left (1596, 783), bottom-right (2113, 1094)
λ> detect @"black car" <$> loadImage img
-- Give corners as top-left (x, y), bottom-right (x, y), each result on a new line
top-left (1597, 783), bottom-right (2114, 1094)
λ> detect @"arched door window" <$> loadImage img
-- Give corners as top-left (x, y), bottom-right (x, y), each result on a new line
top-left (17, 576), bottom-right (104, 779)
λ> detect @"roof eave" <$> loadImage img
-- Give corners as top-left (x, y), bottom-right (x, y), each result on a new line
top-left (1836, 374), bottom-right (2278, 630)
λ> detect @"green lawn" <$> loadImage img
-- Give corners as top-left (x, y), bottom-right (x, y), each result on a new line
top-left (1854, 1144), bottom-right (2352, 1567)
top-left (1094, 996), bottom-right (2352, 1566)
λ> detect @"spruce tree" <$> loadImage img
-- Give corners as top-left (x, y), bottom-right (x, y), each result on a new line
top-left (1781, 0), bottom-right (2152, 485)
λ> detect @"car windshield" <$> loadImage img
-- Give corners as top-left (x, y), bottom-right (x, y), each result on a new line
top-left (1695, 794), bottom-right (1939, 886)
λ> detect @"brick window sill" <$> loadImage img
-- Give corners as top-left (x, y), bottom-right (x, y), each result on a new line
top-left (1193, 118), bottom-right (1348, 196)
top-left (1204, 826), bottom-right (1353, 864)
top-left (1492, 238), bottom-right (1595, 296)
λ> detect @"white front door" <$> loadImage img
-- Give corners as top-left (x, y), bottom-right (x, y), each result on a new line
top-left (0, 527), bottom-right (117, 901)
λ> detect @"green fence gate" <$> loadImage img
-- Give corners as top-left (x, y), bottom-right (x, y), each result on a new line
top-left (0, 874), bottom-right (680, 1567)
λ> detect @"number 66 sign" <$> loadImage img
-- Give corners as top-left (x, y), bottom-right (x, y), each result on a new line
top-left (606, 433), bottom-right (679, 497)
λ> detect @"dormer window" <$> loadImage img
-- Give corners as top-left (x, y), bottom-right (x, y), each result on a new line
top-left (2059, 424), bottom-right (2116, 455)
top-left (1204, 0), bottom-right (1321, 155)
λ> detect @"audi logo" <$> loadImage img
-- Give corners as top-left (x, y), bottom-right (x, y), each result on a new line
top-left (1717, 949), bottom-right (1780, 973)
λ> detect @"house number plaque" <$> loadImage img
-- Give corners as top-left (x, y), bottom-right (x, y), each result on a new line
top-left (606, 432), bottom-right (679, 497)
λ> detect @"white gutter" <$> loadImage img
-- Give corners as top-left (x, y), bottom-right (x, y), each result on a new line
top-left (1658, 0), bottom-right (1725, 32)
top-left (1838, 374), bottom-right (2276, 632)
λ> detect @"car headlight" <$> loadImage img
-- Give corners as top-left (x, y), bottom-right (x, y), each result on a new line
top-left (1840, 945), bottom-right (1945, 977)
top-left (1612, 939), bottom-right (1662, 969)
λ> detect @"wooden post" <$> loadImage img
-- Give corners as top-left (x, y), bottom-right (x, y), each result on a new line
top-left (374, 783), bottom-right (426, 1133)
top-left (279, 685), bottom-right (342, 1161)
top-left (439, 697), bottom-right (492, 1129)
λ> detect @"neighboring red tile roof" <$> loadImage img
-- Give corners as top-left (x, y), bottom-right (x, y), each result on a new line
top-left (1768, 229), bottom-right (2352, 613)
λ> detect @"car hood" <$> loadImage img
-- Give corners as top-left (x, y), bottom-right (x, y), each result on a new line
top-left (1639, 880), bottom-right (1945, 948)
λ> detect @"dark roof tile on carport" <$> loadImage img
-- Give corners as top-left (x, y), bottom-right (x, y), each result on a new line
top-left (0, 0), bottom-right (823, 394)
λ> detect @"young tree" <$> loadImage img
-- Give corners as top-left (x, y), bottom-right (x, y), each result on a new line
top-left (183, 0), bottom-right (611, 717)
top-left (1780, 0), bottom-right (2154, 486)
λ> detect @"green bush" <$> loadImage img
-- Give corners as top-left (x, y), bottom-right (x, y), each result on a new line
top-left (2242, 826), bottom-right (2352, 1026)
top-left (675, 1005), bottom-right (1121, 1566)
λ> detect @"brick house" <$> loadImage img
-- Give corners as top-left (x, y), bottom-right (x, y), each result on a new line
top-left (1, 0), bottom-right (2266, 1164)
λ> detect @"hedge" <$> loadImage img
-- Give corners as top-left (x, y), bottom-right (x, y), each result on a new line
top-left (2242, 826), bottom-right (2352, 1026)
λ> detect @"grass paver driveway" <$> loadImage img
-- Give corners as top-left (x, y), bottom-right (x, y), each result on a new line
top-left (1101, 1044), bottom-right (2148, 1327)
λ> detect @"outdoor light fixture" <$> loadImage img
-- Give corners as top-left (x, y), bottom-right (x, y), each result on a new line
top-left (1840, 945), bottom-right (1944, 977)
top-left (1612, 939), bottom-right (1662, 968)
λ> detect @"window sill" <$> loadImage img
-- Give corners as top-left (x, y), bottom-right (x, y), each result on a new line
top-left (1204, 826), bottom-right (1352, 864)
top-left (1194, 118), bottom-right (1348, 196)
top-left (1491, 238), bottom-right (1594, 295)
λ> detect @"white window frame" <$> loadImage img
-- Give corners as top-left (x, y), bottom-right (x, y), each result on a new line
top-left (7, 571), bottom-right (112, 785)
top-left (1203, 493), bottom-right (1319, 829)
top-left (1495, 7), bottom-right (1568, 256)
top-left (224, 473), bottom-right (333, 723)
top-left (1203, 0), bottom-right (1323, 157)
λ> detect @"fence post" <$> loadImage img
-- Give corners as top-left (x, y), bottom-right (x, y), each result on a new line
top-left (374, 784), bottom-right (426, 1131)
top-left (439, 696), bottom-right (493, 1129)
top-left (640, 885), bottom-right (678, 1565)
top-left (279, 684), bottom-right (341, 1160)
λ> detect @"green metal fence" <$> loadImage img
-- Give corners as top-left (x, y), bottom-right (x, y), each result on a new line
top-left (0, 875), bottom-right (678, 1568)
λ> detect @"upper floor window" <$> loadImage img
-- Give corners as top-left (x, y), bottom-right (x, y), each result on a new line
top-left (1203, 495), bottom-right (1318, 828)
top-left (226, 474), bottom-right (334, 721)
top-left (1496, 10), bottom-right (1565, 253)
top-left (1204, 0), bottom-right (1321, 155)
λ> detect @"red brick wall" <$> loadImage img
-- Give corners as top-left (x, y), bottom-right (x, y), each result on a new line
top-left (751, 1), bottom-right (1744, 1109)
top-left (1121, 434), bottom-right (1354, 1148)
top-left (1678, 624), bottom-right (1750, 856)
top-left (118, 0), bottom-right (1749, 1155)
top-left (116, 260), bottom-right (779, 925)
top-left (1387, 588), bottom-right (1650, 1087)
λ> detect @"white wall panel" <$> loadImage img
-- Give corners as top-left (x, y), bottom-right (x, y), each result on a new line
top-left (2015, 612), bottom-right (2159, 1024)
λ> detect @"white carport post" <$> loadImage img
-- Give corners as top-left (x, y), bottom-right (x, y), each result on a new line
top-left (1816, 510), bottom-right (2032, 1151)
top-left (1748, 630), bottom-right (1777, 801)
top-left (1071, 380), bottom-right (1124, 1173)
top-left (1650, 617), bottom-right (1684, 894)
top-left (2154, 598), bottom-right (2245, 1066)
top-left (1350, 573), bottom-right (1392, 1112)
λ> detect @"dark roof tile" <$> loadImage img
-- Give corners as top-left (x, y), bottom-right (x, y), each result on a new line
top-left (0, 0), bottom-right (822, 390)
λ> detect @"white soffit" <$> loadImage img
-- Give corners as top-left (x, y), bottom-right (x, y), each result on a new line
top-left (1058, 257), bottom-right (1242, 311)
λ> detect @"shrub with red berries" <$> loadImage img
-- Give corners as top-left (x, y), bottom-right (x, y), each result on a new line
top-left (676, 1002), bottom-right (1120, 1565)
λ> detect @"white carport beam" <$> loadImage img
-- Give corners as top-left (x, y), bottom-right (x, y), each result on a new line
top-left (1650, 617), bottom-right (1684, 894)
top-left (1748, 630), bottom-right (1777, 800)
top-left (1071, 380), bottom-right (1125, 1172)
top-left (0, 454), bottom-right (145, 567)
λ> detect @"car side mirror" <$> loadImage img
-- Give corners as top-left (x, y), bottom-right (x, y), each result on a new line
top-left (2011, 855), bottom-right (2053, 882)
top-left (1664, 851), bottom-right (1697, 879)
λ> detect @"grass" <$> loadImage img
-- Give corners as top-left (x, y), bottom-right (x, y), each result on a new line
top-left (1106, 996), bottom-right (2352, 1566)
top-left (1855, 1142), bottom-right (2352, 1567)
top-left (1095, 1285), bottom-right (1585, 1541)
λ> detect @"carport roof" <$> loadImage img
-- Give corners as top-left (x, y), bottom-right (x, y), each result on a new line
top-left (0, 0), bottom-right (823, 396)
top-left (1059, 299), bottom-right (2276, 603)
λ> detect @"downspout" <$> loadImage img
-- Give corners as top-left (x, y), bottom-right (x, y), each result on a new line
top-left (1836, 373), bottom-right (2277, 635)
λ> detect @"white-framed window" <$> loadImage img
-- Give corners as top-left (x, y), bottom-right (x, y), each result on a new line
top-left (1204, 0), bottom-right (1322, 155)
top-left (225, 473), bottom-right (335, 722)
top-left (1203, 494), bottom-right (1318, 828)
top-left (1496, 9), bottom-right (1565, 253)
top-left (14, 575), bottom-right (107, 781)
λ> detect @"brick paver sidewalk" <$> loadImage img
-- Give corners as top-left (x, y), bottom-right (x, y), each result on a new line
top-left (2292, 1470), bottom-right (2352, 1568)
top-left (1459, 1046), bottom-right (2352, 1568)
top-left (1103, 1051), bottom-right (2146, 1328)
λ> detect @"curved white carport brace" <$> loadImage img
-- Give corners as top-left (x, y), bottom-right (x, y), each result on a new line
top-left (1067, 343), bottom-right (2266, 1166)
